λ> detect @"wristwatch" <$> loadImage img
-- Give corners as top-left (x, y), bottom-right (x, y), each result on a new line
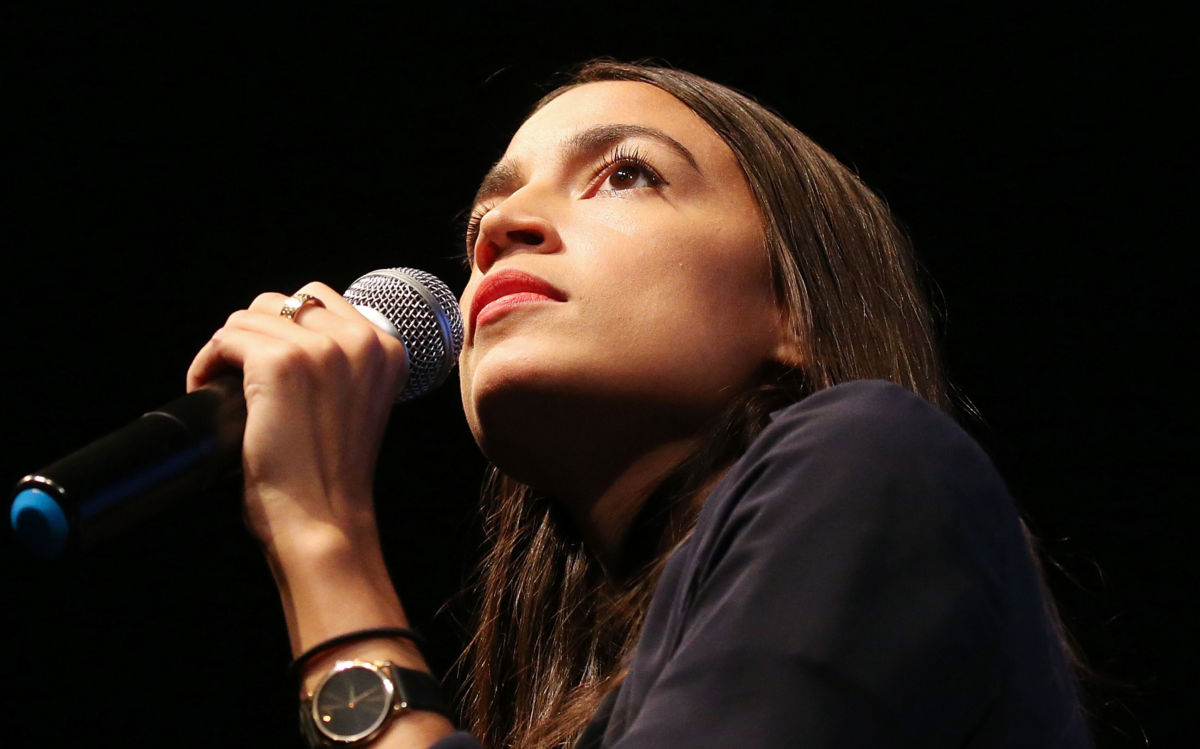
top-left (300, 660), bottom-right (450, 746)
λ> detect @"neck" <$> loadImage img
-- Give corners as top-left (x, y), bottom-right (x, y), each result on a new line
top-left (478, 392), bottom-right (714, 572)
top-left (557, 435), bottom-right (703, 572)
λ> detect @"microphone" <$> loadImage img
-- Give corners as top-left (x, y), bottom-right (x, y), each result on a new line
top-left (9, 268), bottom-right (464, 558)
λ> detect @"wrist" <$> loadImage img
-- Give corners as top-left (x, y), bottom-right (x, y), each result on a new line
top-left (267, 516), bottom-right (380, 567)
top-left (296, 632), bottom-right (430, 695)
top-left (265, 523), bottom-right (414, 661)
top-left (247, 482), bottom-right (380, 553)
top-left (300, 659), bottom-right (456, 747)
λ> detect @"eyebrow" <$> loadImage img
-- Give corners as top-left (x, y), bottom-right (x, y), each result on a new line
top-left (472, 123), bottom-right (701, 205)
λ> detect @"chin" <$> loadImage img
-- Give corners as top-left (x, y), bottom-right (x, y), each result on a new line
top-left (461, 359), bottom-right (618, 492)
top-left (462, 353), bottom-right (554, 436)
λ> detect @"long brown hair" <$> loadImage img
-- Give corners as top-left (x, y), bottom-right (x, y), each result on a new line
top-left (461, 60), bottom-right (950, 748)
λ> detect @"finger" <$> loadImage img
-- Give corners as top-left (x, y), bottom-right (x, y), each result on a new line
top-left (272, 283), bottom-right (409, 380)
top-left (234, 294), bottom-right (358, 354)
top-left (246, 286), bottom-right (384, 341)
top-left (195, 306), bottom-right (407, 401)
top-left (225, 304), bottom-right (406, 381)
top-left (247, 283), bottom-right (354, 321)
top-left (222, 306), bottom-right (346, 341)
top-left (186, 329), bottom-right (273, 393)
top-left (187, 336), bottom-right (225, 392)
top-left (187, 317), bottom-right (339, 392)
top-left (272, 280), bottom-right (426, 343)
top-left (247, 290), bottom-right (328, 324)
top-left (294, 281), bottom-right (358, 319)
top-left (292, 282), bottom-right (412, 381)
top-left (202, 284), bottom-right (408, 399)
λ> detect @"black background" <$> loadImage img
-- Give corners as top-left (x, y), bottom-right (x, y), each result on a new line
top-left (1, 4), bottom-right (1192, 747)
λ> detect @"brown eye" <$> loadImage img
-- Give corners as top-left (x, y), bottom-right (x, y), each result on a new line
top-left (610, 164), bottom-right (643, 188)
top-left (600, 161), bottom-right (661, 192)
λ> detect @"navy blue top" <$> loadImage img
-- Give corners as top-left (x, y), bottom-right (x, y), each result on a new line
top-left (433, 381), bottom-right (1091, 748)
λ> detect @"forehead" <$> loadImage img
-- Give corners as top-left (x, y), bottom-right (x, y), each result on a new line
top-left (503, 81), bottom-right (737, 173)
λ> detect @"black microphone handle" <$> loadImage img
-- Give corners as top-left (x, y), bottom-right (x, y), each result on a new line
top-left (11, 373), bottom-right (247, 556)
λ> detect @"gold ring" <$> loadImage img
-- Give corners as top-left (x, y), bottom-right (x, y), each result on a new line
top-left (279, 292), bottom-right (325, 322)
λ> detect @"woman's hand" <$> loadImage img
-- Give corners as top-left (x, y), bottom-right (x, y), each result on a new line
top-left (187, 284), bottom-right (455, 745)
top-left (185, 281), bottom-right (409, 560)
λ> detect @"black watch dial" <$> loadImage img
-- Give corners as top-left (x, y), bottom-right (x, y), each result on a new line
top-left (313, 663), bottom-right (393, 741)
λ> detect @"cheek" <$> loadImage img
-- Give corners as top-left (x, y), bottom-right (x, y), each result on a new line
top-left (457, 210), bottom-right (778, 431)
top-left (458, 274), bottom-right (481, 331)
top-left (588, 242), bottom-right (778, 385)
top-left (457, 351), bottom-right (480, 441)
top-left (607, 223), bottom-right (773, 332)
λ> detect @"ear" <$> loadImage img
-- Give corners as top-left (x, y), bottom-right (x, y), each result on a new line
top-left (768, 309), bottom-right (807, 369)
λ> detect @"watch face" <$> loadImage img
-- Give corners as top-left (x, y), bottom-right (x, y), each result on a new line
top-left (312, 663), bottom-right (394, 742)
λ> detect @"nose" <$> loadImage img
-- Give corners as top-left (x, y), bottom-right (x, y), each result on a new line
top-left (474, 193), bottom-right (562, 273)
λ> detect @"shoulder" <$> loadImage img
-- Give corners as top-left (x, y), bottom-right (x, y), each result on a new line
top-left (758, 379), bottom-right (979, 469)
top-left (690, 380), bottom-right (1015, 594)
top-left (726, 379), bottom-right (1006, 519)
top-left (612, 381), bottom-right (1085, 746)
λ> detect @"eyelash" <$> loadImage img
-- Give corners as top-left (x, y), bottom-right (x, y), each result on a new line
top-left (462, 204), bottom-right (493, 266)
top-left (462, 145), bottom-right (667, 265)
top-left (593, 144), bottom-right (666, 192)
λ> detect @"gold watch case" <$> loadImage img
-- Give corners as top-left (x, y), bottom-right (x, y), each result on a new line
top-left (308, 660), bottom-right (401, 744)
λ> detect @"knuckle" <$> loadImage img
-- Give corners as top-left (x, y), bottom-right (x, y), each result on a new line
top-left (311, 336), bottom-right (349, 370)
top-left (381, 335), bottom-right (408, 368)
top-left (251, 292), bottom-right (280, 310)
top-left (378, 338), bottom-right (409, 382)
top-left (345, 323), bottom-right (379, 353)
top-left (296, 281), bottom-right (336, 303)
top-left (272, 341), bottom-right (308, 370)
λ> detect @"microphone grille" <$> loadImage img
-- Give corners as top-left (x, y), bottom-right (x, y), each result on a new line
top-left (343, 268), bottom-right (464, 401)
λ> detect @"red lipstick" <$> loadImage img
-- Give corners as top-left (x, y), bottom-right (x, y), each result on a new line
top-left (469, 269), bottom-right (565, 334)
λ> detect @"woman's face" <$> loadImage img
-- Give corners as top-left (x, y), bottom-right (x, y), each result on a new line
top-left (458, 81), bottom-right (794, 475)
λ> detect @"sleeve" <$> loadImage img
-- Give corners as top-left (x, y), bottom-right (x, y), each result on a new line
top-left (609, 381), bottom-right (1018, 747)
top-left (428, 731), bottom-right (483, 749)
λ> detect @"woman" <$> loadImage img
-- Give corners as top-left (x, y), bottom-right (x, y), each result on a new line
top-left (187, 61), bottom-right (1091, 747)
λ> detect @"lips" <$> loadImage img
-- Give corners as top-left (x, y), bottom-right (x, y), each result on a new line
top-left (469, 268), bottom-right (566, 334)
